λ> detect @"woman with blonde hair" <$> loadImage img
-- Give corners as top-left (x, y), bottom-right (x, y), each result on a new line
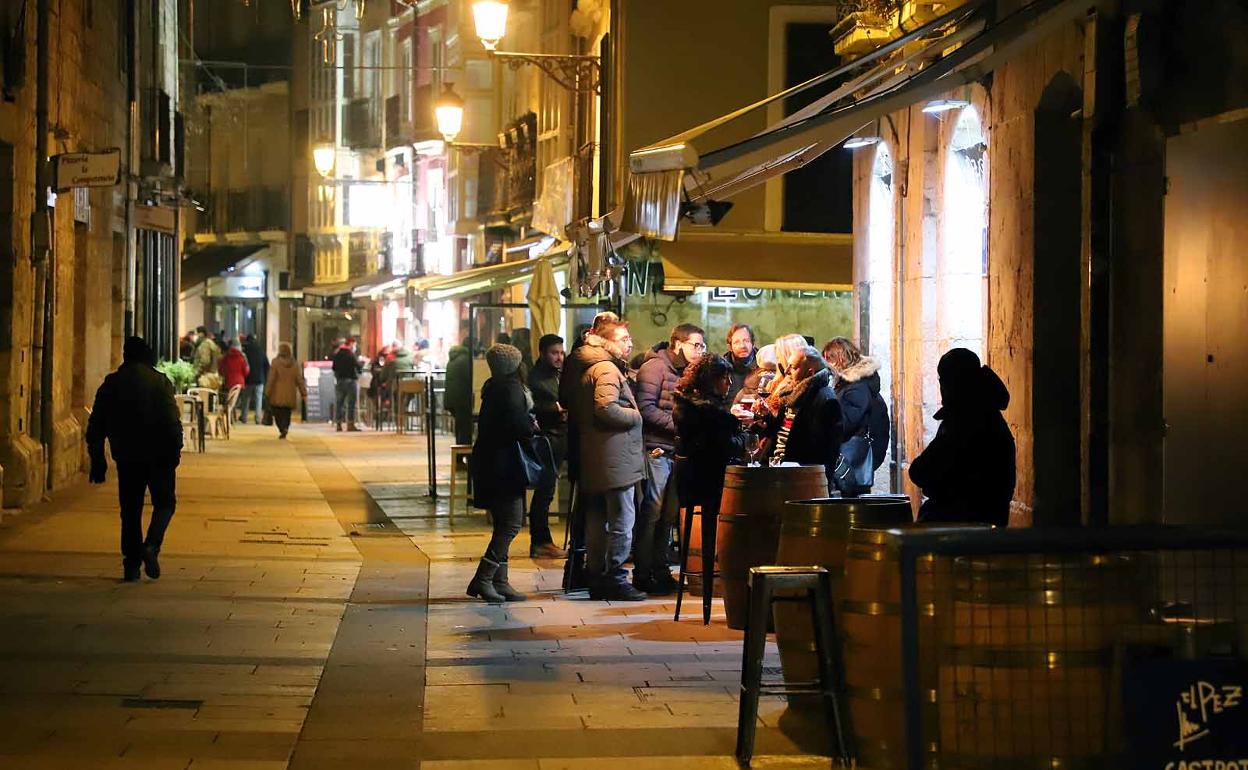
top-left (265, 343), bottom-right (306, 439)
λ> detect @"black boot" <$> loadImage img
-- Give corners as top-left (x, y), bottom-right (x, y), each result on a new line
top-left (466, 557), bottom-right (506, 603)
top-left (141, 546), bottom-right (161, 580)
top-left (492, 563), bottom-right (527, 602)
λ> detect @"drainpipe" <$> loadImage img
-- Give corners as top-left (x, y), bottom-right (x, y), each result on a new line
top-left (30, 0), bottom-right (51, 468)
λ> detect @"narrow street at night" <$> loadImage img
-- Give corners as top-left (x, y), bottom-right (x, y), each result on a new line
top-left (0, 427), bottom-right (811, 769)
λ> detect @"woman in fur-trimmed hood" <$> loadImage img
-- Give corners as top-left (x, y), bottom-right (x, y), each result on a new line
top-left (823, 337), bottom-right (891, 474)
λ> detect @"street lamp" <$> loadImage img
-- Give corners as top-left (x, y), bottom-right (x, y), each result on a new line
top-left (472, 1), bottom-right (509, 51)
top-left (434, 84), bottom-right (465, 143)
top-left (312, 143), bottom-right (336, 177)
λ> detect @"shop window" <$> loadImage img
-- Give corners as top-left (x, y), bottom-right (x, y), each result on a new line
top-left (939, 106), bottom-right (988, 359)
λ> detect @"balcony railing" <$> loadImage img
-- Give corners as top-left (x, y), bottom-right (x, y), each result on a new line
top-left (196, 186), bottom-right (289, 234)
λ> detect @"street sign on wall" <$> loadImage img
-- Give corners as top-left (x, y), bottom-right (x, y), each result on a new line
top-left (52, 149), bottom-right (122, 190)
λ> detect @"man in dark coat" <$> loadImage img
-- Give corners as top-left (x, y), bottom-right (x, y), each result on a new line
top-left (239, 334), bottom-right (269, 424)
top-left (527, 334), bottom-right (567, 559)
top-left (331, 338), bottom-right (362, 431)
top-left (633, 323), bottom-right (704, 594)
top-left (86, 336), bottom-right (184, 582)
top-left (910, 348), bottom-right (1015, 526)
top-left (444, 345), bottom-right (473, 445)
top-left (763, 349), bottom-right (842, 493)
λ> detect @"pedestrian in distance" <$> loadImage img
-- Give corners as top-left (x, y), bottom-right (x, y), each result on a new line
top-left (86, 336), bottom-right (183, 583)
top-left (193, 325), bottom-right (222, 378)
top-left (822, 337), bottom-right (890, 497)
top-left (443, 344), bottom-right (474, 445)
top-left (634, 323), bottom-right (706, 595)
top-left (672, 354), bottom-right (749, 519)
top-left (179, 330), bottom-right (198, 362)
top-left (265, 343), bottom-right (306, 439)
top-left (909, 347), bottom-right (1016, 526)
top-left (331, 338), bottom-right (363, 431)
top-left (724, 323), bottom-right (762, 403)
top-left (467, 344), bottom-right (539, 603)
top-left (240, 334), bottom-right (269, 424)
top-left (572, 318), bottom-right (648, 601)
top-left (527, 333), bottom-right (569, 559)
top-left (218, 340), bottom-right (250, 402)
top-left (759, 347), bottom-right (843, 492)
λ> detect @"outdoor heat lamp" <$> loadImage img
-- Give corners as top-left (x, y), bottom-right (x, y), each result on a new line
top-left (473, 1), bottom-right (509, 50)
top-left (434, 85), bottom-right (466, 143)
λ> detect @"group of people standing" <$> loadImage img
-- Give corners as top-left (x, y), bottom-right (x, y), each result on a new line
top-left (180, 327), bottom-right (271, 424)
top-left (466, 315), bottom-right (1016, 604)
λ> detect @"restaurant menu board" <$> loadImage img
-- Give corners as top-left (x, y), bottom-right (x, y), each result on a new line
top-left (303, 362), bottom-right (335, 423)
top-left (1123, 658), bottom-right (1248, 770)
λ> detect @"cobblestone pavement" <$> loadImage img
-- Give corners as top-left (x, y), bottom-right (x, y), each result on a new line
top-left (0, 422), bottom-right (819, 769)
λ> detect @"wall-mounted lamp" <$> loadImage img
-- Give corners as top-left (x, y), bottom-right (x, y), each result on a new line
top-left (313, 143), bottom-right (336, 177)
top-left (472, 1), bottom-right (509, 51)
top-left (434, 84), bottom-right (465, 143)
top-left (921, 98), bottom-right (970, 114)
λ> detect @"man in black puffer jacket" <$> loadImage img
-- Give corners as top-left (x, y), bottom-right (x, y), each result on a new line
top-left (87, 336), bottom-right (184, 582)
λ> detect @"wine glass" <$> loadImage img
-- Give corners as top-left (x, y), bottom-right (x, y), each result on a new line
top-left (745, 434), bottom-right (764, 467)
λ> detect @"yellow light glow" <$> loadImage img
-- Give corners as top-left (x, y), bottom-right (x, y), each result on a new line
top-left (434, 85), bottom-right (465, 143)
top-left (472, 1), bottom-right (509, 50)
top-left (312, 144), bottom-right (336, 177)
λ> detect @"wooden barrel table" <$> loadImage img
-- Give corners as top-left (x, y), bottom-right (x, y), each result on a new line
top-left (715, 464), bottom-right (828, 630)
top-left (938, 553), bottom-right (1141, 768)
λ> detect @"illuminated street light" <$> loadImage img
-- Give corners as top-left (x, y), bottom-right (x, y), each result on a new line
top-left (434, 85), bottom-right (465, 143)
top-left (312, 143), bottom-right (336, 177)
top-left (472, 1), bottom-right (509, 51)
top-left (922, 98), bottom-right (970, 114)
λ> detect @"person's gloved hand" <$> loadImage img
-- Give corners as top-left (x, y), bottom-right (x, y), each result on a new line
top-left (89, 459), bottom-right (107, 484)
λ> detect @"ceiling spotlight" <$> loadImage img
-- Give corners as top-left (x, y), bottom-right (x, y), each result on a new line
top-left (843, 136), bottom-right (881, 149)
top-left (681, 199), bottom-right (733, 227)
top-left (922, 98), bottom-right (970, 114)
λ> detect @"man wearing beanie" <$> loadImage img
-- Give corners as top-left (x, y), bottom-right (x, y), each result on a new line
top-left (467, 343), bottom-right (538, 603)
top-left (86, 336), bottom-right (184, 582)
top-left (570, 318), bottom-right (647, 601)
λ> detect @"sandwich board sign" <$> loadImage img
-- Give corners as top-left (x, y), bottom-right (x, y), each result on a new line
top-left (1123, 658), bottom-right (1248, 770)
top-left (53, 149), bottom-right (122, 190)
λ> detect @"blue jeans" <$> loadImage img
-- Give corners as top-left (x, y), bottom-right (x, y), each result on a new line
top-left (238, 384), bottom-right (263, 423)
top-left (585, 484), bottom-right (638, 587)
top-left (634, 454), bottom-right (676, 583)
top-left (334, 379), bottom-right (357, 425)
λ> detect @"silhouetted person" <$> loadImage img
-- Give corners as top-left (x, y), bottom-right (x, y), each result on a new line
top-left (910, 348), bottom-right (1016, 526)
top-left (672, 354), bottom-right (748, 516)
top-left (240, 334), bottom-right (269, 424)
top-left (87, 336), bottom-right (183, 582)
top-left (527, 334), bottom-right (567, 559)
top-left (444, 345), bottom-right (473, 445)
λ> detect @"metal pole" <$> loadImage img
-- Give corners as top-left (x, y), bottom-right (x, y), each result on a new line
top-left (425, 370), bottom-right (438, 499)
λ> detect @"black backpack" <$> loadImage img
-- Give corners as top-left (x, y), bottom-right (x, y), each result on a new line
top-left (868, 393), bottom-right (890, 471)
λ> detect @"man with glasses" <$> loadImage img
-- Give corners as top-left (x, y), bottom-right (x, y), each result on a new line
top-left (633, 323), bottom-right (705, 595)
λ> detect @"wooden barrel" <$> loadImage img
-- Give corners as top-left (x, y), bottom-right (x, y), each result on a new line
top-left (841, 524), bottom-right (991, 769)
top-left (715, 465), bottom-right (828, 630)
top-left (938, 554), bottom-right (1141, 768)
top-left (774, 496), bottom-right (914, 686)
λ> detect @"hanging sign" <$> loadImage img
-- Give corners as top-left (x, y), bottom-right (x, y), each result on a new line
top-left (1123, 658), bottom-right (1248, 770)
top-left (52, 149), bottom-right (122, 190)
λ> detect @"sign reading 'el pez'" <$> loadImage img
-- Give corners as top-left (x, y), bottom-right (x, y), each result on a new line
top-left (1124, 659), bottom-right (1248, 770)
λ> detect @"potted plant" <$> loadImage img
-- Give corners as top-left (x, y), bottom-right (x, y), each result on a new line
top-left (156, 359), bottom-right (198, 393)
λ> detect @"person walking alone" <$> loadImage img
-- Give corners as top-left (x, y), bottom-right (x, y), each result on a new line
top-left (573, 319), bottom-right (647, 601)
top-left (467, 344), bottom-right (538, 603)
top-left (86, 337), bottom-right (183, 582)
top-left (240, 334), bottom-right (269, 424)
top-left (266, 343), bottom-right (307, 439)
top-left (527, 334), bottom-right (568, 559)
top-left (331, 338), bottom-right (362, 431)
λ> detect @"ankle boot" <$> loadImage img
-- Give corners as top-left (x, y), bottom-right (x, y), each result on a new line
top-left (492, 563), bottom-right (527, 602)
top-left (466, 557), bottom-right (506, 603)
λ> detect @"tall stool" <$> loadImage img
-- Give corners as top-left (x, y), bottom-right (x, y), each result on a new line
top-left (448, 444), bottom-right (473, 518)
top-left (735, 565), bottom-right (852, 768)
top-left (674, 503), bottom-right (719, 625)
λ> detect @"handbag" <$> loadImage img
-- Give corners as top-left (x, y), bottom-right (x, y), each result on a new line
top-left (833, 431), bottom-right (874, 495)
top-left (513, 434), bottom-right (557, 490)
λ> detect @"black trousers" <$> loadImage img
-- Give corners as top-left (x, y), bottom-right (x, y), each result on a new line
top-left (271, 406), bottom-right (293, 435)
top-left (117, 461), bottom-right (178, 567)
top-left (483, 494), bottom-right (526, 565)
top-left (527, 437), bottom-right (564, 546)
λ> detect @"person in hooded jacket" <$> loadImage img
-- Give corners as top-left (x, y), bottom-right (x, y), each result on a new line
top-left (218, 340), bottom-right (250, 398)
top-left (87, 336), bottom-right (184, 582)
top-left (822, 337), bottom-right (890, 496)
top-left (265, 343), bottom-right (306, 439)
top-left (673, 354), bottom-right (749, 513)
top-left (760, 348), bottom-right (842, 492)
top-left (444, 344), bottom-right (474, 445)
top-left (910, 348), bottom-right (1015, 526)
top-left (467, 344), bottom-right (537, 603)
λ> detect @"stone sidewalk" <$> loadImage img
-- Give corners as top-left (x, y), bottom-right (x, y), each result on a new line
top-left (0, 422), bottom-right (820, 770)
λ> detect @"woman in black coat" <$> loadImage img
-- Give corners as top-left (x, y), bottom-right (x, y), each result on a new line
top-left (823, 337), bottom-right (888, 496)
top-left (468, 344), bottom-right (537, 603)
top-left (672, 355), bottom-right (749, 514)
top-left (762, 348), bottom-right (843, 492)
top-left (909, 347), bottom-right (1016, 526)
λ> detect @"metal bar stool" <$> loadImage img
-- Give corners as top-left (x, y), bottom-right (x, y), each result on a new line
top-left (735, 565), bottom-right (852, 768)
top-left (673, 502), bottom-right (719, 625)
top-left (448, 444), bottom-right (473, 518)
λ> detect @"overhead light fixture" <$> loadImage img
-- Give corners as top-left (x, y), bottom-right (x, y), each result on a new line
top-left (312, 143), bottom-right (336, 177)
top-left (843, 136), bottom-right (881, 149)
top-left (473, 1), bottom-right (509, 51)
top-left (434, 84), bottom-right (465, 143)
top-left (681, 199), bottom-right (733, 227)
top-left (922, 98), bottom-right (970, 114)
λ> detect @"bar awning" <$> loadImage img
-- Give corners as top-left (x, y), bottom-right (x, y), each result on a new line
top-left (303, 271), bottom-right (396, 298)
top-left (350, 275), bottom-right (408, 300)
top-left (658, 231), bottom-right (853, 292)
top-left (179, 244), bottom-right (266, 292)
top-left (411, 248), bottom-right (572, 303)
top-left (626, 0), bottom-right (1092, 240)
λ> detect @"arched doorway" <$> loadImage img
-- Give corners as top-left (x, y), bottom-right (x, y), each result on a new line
top-left (940, 107), bottom-right (988, 359)
top-left (1033, 74), bottom-right (1084, 526)
top-left (866, 143), bottom-right (896, 487)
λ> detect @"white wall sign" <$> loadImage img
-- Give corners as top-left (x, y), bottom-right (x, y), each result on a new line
top-left (53, 149), bottom-right (122, 190)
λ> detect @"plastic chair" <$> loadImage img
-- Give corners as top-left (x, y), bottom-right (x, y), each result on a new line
top-left (394, 378), bottom-right (426, 434)
top-left (224, 385), bottom-right (243, 435)
top-left (174, 395), bottom-right (202, 453)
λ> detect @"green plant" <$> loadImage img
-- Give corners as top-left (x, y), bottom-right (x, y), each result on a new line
top-left (157, 359), bottom-right (197, 393)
